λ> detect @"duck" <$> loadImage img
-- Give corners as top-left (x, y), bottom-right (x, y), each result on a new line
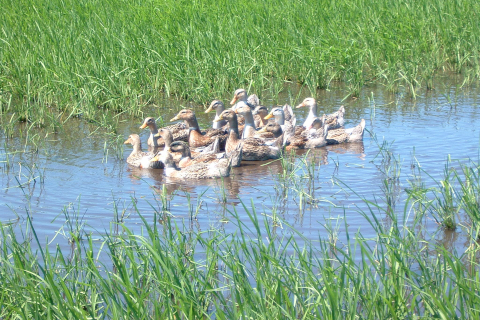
top-left (252, 105), bottom-right (272, 128)
top-left (255, 122), bottom-right (285, 147)
top-left (139, 117), bottom-right (188, 152)
top-left (324, 105), bottom-right (345, 130)
top-left (234, 103), bottom-right (258, 139)
top-left (204, 100), bottom-right (228, 129)
top-left (168, 140), bottom-right (243, 168)
top-left (344, 119), bottom-right (366, 143)
top-left (215, 109), bottom-right (281, 161)
top-left (204, 99), bottom-right (246, 137)
top-left (295, 98), bottom-right (345, 130)
top-left (150, 147), bottom-right (239, 179)
top-left (309, 117), bottom-right (366, 144)
top-left (124, 134), bottom-right (163, 169)
top-left (303, 117), bottom-right (329, 149)
top-left (264, 107), bottom-right (302, 146)
top-left (230, 88), bottom-right (259, 110)
top-left (151, 128), bottom-right (182, 163)
top-left (170, 109), bottom-right (227, 149)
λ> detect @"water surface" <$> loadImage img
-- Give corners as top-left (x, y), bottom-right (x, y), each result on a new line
top-left (1, 78), bottom-right (479, 255)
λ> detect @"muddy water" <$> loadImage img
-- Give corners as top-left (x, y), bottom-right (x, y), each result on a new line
top-left (1, 78), bottom-right (479, 255)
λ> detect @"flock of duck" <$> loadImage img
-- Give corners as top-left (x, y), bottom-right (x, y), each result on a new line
top-left (124, 89), bottom-right (366, 179)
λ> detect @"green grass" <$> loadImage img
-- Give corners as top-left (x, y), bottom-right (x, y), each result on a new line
top-left (2, 189), bottom-right (480, 319)
top-left (1, 0), bottom-right (480, 129)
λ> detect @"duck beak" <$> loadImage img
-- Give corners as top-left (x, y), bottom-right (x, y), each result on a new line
top-left (154, 132), bottom-right (161, 138)
top-left (170, 114), bottom-right (180, 122)
top-left (205, 104), bottom-right (214, 113)
top-left (234, 109), bottom-right (239, 114)
top-left (123, 138), bottom-right (131, 145)
top-left (150, 155), bottom-right (159, 162)
top-left (139, 123), bottom-right (148, 129)
top-left (295, 102), bottom-right (305, 109)
top-left (257, 126), bottom-right (267, 133)
top-left (230, 95), bottom-right (238, 105)
top-left (264, 113), bottom-right (274, 120)
top-left (213, 115), bottom-right (224, 122)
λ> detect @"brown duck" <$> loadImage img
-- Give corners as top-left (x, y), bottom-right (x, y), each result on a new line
top-left (168, 141), bottom-right (242, 168)
top-left (215, 109), bottom-right (281, 161)
top-left (150, 145), bottom-right (242, 179)
top-left (139, 117), bottom-right (188, 152)
top-left (170, 109), bottom-right (227, 150)
top-left (310, 117), bottom-right (365, 144)
top-left (124, 134), bottom-right (163, 169)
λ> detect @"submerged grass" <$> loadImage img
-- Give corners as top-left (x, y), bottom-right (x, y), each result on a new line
top-left (1, 0), bottom-right (480, 129)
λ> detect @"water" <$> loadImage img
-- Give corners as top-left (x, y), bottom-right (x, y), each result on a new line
top-left (1, 78), bottom-right (479, 255)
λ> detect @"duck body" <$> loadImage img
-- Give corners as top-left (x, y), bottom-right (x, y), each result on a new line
top-left (304, 118), bottom-right (329, 149)
top-left (216, 109), bottom-right (281, 161)
top-left (344, 119), bottom-right (366, 142)
top-left (324, 119), bottom-right (366, 144)
top-left (153, 151), bottom-right (232, 179)
top-left (171, 109), bottom-right (227, 150)
top-left (124, 134), bottom-right (163, 169)
top-left (324, 106), bottom-right (345, 130)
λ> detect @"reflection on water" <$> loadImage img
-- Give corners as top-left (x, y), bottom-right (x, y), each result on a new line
top-left (1, 79), bottom-right (480, 257)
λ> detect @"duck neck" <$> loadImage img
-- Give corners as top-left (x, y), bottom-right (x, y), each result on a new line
top-left (274, 113), bottom-right (285, 125)
top-left (132, 140), bottom-right (143, 154)
top-left (308, 103), bottom-right (317, 119)
top-left (213, 106), bottom-right (227, 129)
top-left (163, 132), bottom-right (173, 148)
top-left (259, 115), bottom-right (268, 127)
top-left (228, 116), bottom-right (240, 138)
top-left (186, 116), bottom-right (202, 134)
top-left (242, 111), bottom-right (256, 130)
top-left (148, 123), bottom-right (159, 143)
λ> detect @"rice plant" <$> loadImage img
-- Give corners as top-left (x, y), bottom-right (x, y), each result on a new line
top-left (2, 0), bottom-right (480, 129)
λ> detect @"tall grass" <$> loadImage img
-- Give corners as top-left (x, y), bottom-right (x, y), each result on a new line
top-left (1, 0), bottom-right (480, 129)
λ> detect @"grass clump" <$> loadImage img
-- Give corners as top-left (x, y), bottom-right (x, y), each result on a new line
top-left (1, 0), bottom-right (480, 129)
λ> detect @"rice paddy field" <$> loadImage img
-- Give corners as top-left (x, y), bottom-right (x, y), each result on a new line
top-left (2, 0), bottom-right (480, 319)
